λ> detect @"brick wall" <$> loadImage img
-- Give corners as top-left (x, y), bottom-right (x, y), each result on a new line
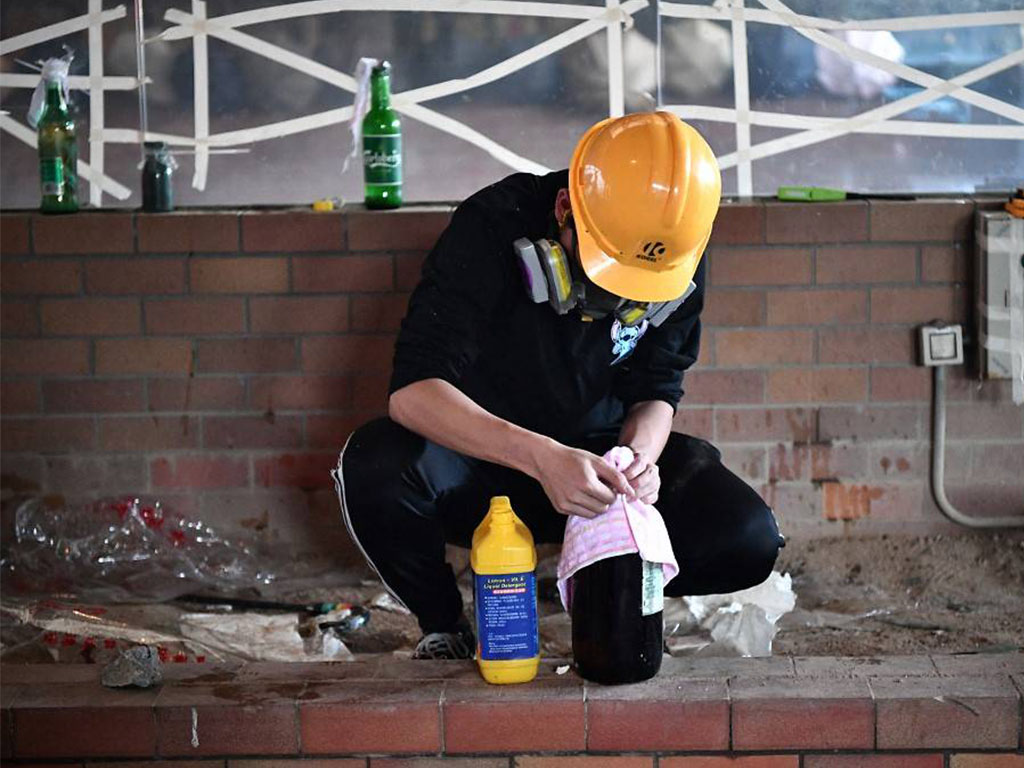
top-left (1, 199), bottom-right (1021, 557)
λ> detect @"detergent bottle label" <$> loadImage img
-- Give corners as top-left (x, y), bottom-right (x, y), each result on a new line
top-left (474, 571), bottom-right (539, 660)
top-left (641, 560), bottom-right (664, 616)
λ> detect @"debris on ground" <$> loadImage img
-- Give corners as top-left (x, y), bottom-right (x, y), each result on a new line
top-left (101, 645), bottom-right (162, 688)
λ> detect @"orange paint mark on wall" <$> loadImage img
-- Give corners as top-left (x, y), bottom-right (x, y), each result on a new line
top-left (823, 481), bottom-right (884, 521)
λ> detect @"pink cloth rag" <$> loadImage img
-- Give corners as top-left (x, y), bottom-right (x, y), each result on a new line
top-left (556, 446), bottom-right (679, 611)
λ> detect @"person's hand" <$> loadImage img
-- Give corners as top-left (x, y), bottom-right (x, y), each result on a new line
top-left (622, 448), bottom-right (660, 505)
top-left (534, 444), bottom-right (634, 518)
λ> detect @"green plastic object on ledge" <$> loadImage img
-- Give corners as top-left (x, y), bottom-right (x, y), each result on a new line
top-left (777, 185), bottom-right (915, 202)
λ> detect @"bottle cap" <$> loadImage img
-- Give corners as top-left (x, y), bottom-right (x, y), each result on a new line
top-left (489, 495), bottom-right (513, 520)
top-left (372, 61), bottom-right (392, 75)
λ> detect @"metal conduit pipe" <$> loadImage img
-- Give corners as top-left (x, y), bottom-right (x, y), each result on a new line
top-left (931, 365), bottom-right (1024, 528)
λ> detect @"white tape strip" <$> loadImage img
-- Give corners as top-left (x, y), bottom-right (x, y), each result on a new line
top-left (715, 46), bottom-right (1024, 170)
top-left (88, 0), bottom-right (105, 207)
top-left (658, 3), bottom-right (1024, 33)
top-left (980, 332), bottom-right (1017, 354)
top-left (665, 104), bottom-right (1024, 140)
top-left (980, 301), bottom-right (1013, 322)
top-left (191, 0), bottom-right (209, 191)
top-left (102, 127), bottom-right (196, 145)
top-left (0, 6), bottom-right (127, 56)
top-left (1010, 223), bottom-right (1024, 404)
top-left (0, 114), bottom-right (131, 199)
top-left (730, 0), bottom-right (752, 196)
top-left (758, 0), bottom-right (1024, 126)
top-left (606, 0), bottom-right (625, 118)
top-left (978, 234), bottom-right (1023, 255)
top-left (158, 0), bottom-right (609, 40)
top-left (0, 74), bottom-right (140, 91)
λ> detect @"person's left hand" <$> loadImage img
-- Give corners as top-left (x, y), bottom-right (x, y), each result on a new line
top-left (621, 449), bottom-right (660, 505)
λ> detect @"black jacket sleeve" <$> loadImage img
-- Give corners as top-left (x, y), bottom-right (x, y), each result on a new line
top-left (612, 256), bottom-right (706, 411)
top-left (389, 204), bottom-right (513, 395)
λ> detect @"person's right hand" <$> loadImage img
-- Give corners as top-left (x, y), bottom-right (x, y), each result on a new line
top-left (533, 443), bottom-right (634, 518)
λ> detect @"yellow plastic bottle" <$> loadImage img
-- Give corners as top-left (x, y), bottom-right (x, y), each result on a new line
top-left (471, 495), bottom-right (539, 684)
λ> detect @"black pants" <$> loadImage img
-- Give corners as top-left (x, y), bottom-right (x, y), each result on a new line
top-left (335, 418), bottom-right (785, 634)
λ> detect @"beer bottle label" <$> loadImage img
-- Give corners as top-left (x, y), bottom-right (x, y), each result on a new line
top-left (363, 134), bottom-right (402, 185)
top-left (474, 571), bottom-right (539, 660)
top-left (641, 560), bottom-right (664, 616)
top-left (41, 157), bottom-right (64, 196)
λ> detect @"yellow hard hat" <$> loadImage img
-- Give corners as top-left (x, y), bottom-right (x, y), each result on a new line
top-left (568, 112), bottom-right (722, 303)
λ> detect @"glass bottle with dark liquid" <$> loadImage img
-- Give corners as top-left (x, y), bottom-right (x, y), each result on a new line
top-left (571, 553), bottom-right (664, 684)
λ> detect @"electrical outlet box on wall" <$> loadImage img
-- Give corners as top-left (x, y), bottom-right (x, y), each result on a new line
top-left (975, 211), bottom-right (1024, 391)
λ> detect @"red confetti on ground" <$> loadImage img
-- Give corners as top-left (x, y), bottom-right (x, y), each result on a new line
top-left (196, 655), bottom-right (206, 663)
top-left (43, 632), bottom-right (58, 645)
top-left (104, 638), bottom-right (117, 648)
top-left (61, 633), bottom-right (77, 646)
top-left (141, 506), bottom-right (164, 529)
top-left (157, 646), bottom-right (169, 662)
top-left (169, 529), bottom-right (187, 547)
top-left (113, 499), bottom-right (133, 519)
top-left (82, 637), bottom-right (97, 648)
top-left (173, 651), bottom-right (188, 663)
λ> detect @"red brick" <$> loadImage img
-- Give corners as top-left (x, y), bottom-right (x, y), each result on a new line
top-left (870, 443), bottom-right (932, 481)
top-left (396, 252), bottom-right (426, 290)
top-left (148, 377), bottom-right (247, 411)
top-left (766, 201), bottom-right (868, 243)
top-left (870, 367), bottom-right (930, 401)
top-left (300, 681), bottom-right (441, 754)
top-left (871, 199), bottom-right (974, 241)
top-left (769, 442), bottom-right (868, 482)
top-left (0, 706), bottom-right (10, 759)
top-left (715, 407), bottom-right (817, 443)
top-left (520, 759), bottom-right (653, 768)
top-left (197, 338), bottom-right (296, 373)
top-left (947, 402), bottom-right (1024, 439)
top-left (34, 212), bottom-right (134, 254)
top-left (709, 201), bottom-right (764, 245)
top-left (45, 455), bottom-right (147, 495)
top-left (190, 257), bottom-right (288, 294)
top-left (819, 404), bottom-right (922, 440)
top-left (293, 255), bottom-right (394, 292)
top-left (254, 452), bottom-right (336, 489)
top-left (151, 455), bottom-right (249, 488)
top-left (816, 245), bottom-right (916, 284)
top-left (767, 367), bottom-right (867, 403)
top-left (710, 247), bottom-right (811, 286)
top-left (1, 339), bottom-right (89, 375)
top-left (1, 259), bottom-right (81, 294)
top-left (872, 674), bottom-right (1019, 749)
top-left (155, 684), bottom-right (299, 756)
top-left (96, 338), bottom-right (192, 375)
top-left (760, 482), bottom-right (825, 531)
top-left (0, 213), bottom-right (31, 254)
top-left (251, 296), bottom-right (349, 333)
top-left (683, 369), bottom-right (764, 404)
top-left (1, 380), bottom-right (40, 414)
top-left (351, 293), bottom-right (409, 331)
top-left (99, 415), bottom-right (199, 451)
top-left (716, 329), bottom-right (814, 367)
top-left (922, 244), bottom-right (969, 283)
top-left (819, 327), bottom-right (913, 364)
top-left (352, 373), bottom-right (391, 411)
top-left (820, 481), bottom-right (883, 521)
top-left (586, 678), bottom-right (729, 751)
top-left (444, 681), bottom-right (585, 753)
top-left (703, 290), bottom-right (765, 326)
top-left (671, 407), bottom-right (715, 441)
top-left (348, 208), bottom-right (450, 251)
top-left (86, 257), bottom-right (186, 294)
top-left (662, 758), bottom-right (797, 768)
top-left (793, 655), bottom-right (938, 678)
top-left (249, 375), bottom-right (351, 411)
top-left (767, 289), bottom-right (866, 325)
top-left (41, 298), bottom-right (140, 335)
top-left (204, 415), bottom-right (302, 449)
top-left (14, 685), bottom-right (157, 757)
top-left (950, 756), bottom-right (1024, 768)
top-left (43, 379), bottom-right (144, 413)
top-left (146, 297), bottom-right (245, 334)
top-left (971, 443), bottom-right (1024, 481)
top-left (138, 211), bottom-right (239, 253)
top-left (871, 286), bottom-right (966, 324)
top-left (242, 210), bottom-right (343, 253)
top-left (805, 756), bottom-right (942, 768)
top-left (720, 445), bottom-right (766, 480)
top-left (232, 761), bottom-right (363, 768)
top-left (306, 413), bottom-right (379, 448)
top-left (932, 653), bottom-right (1024, 677)
top-left (302, 335), bottom-right (395, 373)
top-left (1, 299), bottom-right (39, 335)
top-left (730, 676), bottom-right (874, 750)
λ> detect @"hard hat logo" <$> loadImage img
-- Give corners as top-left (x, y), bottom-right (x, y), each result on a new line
top-left (569, 112), bottom-right (721, 303)
top-left (636, 241), bottom-right (667, 264)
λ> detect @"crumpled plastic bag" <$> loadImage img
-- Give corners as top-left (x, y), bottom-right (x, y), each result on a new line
top-left (815, 30), bottom-right (904, 99)
top-left (672, 571), bottom-right (797, 657)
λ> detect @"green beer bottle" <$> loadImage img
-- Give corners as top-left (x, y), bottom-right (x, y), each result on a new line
top-left (37, 75), bottom-right (79, 214)
top-left (362, 62), bottom-right (402, 209)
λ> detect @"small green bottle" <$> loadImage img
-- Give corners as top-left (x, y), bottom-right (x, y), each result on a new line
top-left (362, 62), bottom-right (402, 209)
top-left (37, 77), bottom-right (79, 214)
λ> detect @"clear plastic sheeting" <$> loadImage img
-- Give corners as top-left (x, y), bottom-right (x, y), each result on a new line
top-left (0, 496), bottom-right (274, 603)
